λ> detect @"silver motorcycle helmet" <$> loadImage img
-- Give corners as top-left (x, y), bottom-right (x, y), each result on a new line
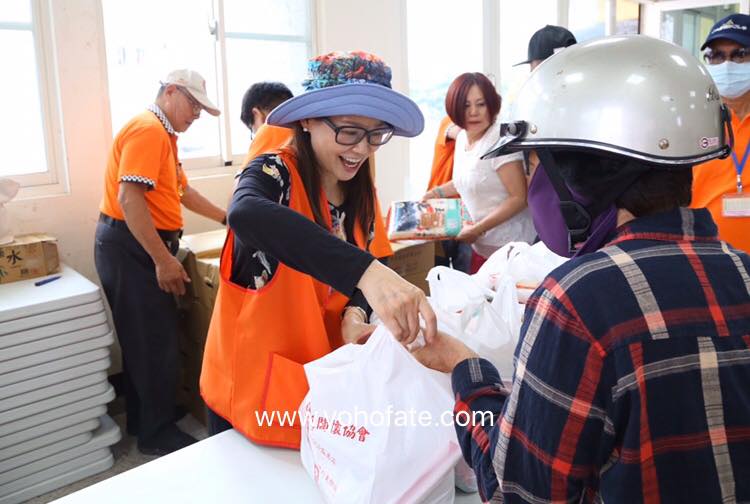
top-left (483, 35), bottom-right (732, 164)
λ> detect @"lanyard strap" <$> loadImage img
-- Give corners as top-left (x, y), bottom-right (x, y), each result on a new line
top-left (731, 143), bottom-right (749, 193)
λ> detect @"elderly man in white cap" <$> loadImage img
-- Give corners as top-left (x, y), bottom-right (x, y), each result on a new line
top-left (95, 69), bottom-right (226, 455)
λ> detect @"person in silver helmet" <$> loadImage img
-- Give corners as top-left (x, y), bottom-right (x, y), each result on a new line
top-left (413, 35), bottom-right (750, 503)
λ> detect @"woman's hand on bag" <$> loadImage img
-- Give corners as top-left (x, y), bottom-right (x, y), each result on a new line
top-left (456, 223), bottom-right (483, 244)
top-left (341, 308), bottom-right (377, 345)
top-left (357, 260), bottom-right (437, 345)
top-left (411, 331), bottom-right (478, 373)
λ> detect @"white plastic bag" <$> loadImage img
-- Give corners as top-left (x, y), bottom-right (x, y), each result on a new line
top-left (427, 266), bottom-right (519, 379)
top-left (0, 179), bottom-right (20, 245)
top-left (473, 241), bottom-right (567, 295)
top-left (300, 327), bottom-right (460, 504)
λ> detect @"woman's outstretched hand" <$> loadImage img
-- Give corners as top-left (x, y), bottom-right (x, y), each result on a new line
top-left (357, 260), bottom-right (437, 345)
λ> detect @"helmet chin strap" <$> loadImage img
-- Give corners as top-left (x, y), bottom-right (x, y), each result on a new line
top-left (535, 148), bottom-right (646, 255)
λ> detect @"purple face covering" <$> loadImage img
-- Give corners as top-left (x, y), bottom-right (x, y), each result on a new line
top-left (527, 163), bottom-right (618, 258)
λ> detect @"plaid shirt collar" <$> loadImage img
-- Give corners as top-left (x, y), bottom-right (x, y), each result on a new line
top-left (147, 103), bottom-right (177, 136)
top-left (607, 207), bottom-right (719, 247)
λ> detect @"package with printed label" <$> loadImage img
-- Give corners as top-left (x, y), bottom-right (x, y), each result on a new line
top-left (388, 198), bottom-right (471, 241)
top-left (0, 233), bottom-right (59, 284)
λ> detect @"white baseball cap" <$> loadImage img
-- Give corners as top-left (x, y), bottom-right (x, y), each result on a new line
top-left (162, 69), bottom-right (220, 116)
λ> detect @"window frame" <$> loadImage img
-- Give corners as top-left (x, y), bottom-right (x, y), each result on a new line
top-left (178, 0), bottom-right (316, 173)
top-left (2, 0), bottom-right (68, 198)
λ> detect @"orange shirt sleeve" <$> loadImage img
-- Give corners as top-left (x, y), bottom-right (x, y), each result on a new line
top-left (369, 194), bottom-right (393, 258)
top-left (243, 125), bottom-right (294, 168)
top-left (427, 116), bottom-right (456, 191)
top-left (118, 124), bottom-right (168, 189)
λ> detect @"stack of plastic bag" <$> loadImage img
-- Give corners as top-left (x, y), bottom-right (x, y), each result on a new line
top-left (473, 241), bottom-right (568, 303)
top-left (300, 326), bottom-right (461, 504)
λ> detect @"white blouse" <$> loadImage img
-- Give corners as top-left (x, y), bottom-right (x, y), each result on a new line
top-left (452, 122), bottom-right (536, 258)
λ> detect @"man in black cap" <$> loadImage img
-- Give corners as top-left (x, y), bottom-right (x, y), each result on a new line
top-left (515, 24), bottom-right (577, 71)
top-left (692, 14), bottom-right (750, 254)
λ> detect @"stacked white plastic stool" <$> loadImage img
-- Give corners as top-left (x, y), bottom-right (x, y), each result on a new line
top-left (0, 265), bottom-right (120, 503)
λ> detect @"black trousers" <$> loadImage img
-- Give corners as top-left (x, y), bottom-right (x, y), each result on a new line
top-left (207, 407), bottom-right (233, 436)
top-left (94, 218), bottom-right (180, 442)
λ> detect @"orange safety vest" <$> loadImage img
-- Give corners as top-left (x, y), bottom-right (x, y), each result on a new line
top-left (426, 116), bottom-right (456, 191)
top-left (201, 148), bottom-right (371, 449)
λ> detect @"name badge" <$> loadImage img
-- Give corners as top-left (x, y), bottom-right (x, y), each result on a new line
top-left (722, 192), bottom-right (750, 217)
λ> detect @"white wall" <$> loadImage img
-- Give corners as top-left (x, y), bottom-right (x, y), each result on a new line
top-left (6, 0), bottom-right (412, 285)
top-left (316, 0), bottom-right (411, 208)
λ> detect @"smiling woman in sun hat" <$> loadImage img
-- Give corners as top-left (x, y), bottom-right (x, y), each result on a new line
top-left (200, 50), bottom-right (437, 448)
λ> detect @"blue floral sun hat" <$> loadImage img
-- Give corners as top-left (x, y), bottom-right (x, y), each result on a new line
top-left (266, 51), bottom-right (424, 137)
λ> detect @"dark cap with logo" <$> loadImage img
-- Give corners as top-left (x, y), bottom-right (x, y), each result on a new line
top-left (514, 25), bottom-right (577, 66)
top-left (701, 14), bottom-right (750, 50)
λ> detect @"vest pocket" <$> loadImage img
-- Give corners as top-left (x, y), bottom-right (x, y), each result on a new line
top-left (258, 352), bottom-right (310, 430)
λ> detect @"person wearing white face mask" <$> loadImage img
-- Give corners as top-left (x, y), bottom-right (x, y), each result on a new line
top-left (694, 14), bottom-right (750, 253)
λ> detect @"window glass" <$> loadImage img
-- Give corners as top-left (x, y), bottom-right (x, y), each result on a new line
top-left (498, 0), bottom-right (558, 115)
top-left (569, 0), bottom-right (606, 42)
top-left (223, 0), bottom-right (309, 36)
top-left (0, 5), bottom-right (48, 177)
top-left (615, 1), bottom-right (639, 35)
top-left (661, 4), bottom-right (739, 59)
top-left (406, 0), bottom-right (483, 196)
top-left (102, 0), bottom-right (220, 160)
top-left (223, 0), bottom-right (310, 159)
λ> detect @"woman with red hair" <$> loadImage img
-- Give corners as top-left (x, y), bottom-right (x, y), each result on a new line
top-left (423, 72), bottom-right (535, 272)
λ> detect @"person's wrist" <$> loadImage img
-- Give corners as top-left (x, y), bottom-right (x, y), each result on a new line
top-left (449, 347), bottom-right (479, 371)
top-left (434, 186), bottom-right (445, 198)
top-left (343, 306), bottom-right (368, 324)
top-left (151, 246), bottom-right (174, 266)
top-left (356, 259), bottom-right (381, 291)
top-left (220, 213), bottom-right (227, 226)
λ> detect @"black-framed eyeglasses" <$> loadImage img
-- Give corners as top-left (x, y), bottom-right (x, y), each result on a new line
top-left (703, 47), bottom-right (750, 65)
top-left (322, 118), bottom-right (394, 146)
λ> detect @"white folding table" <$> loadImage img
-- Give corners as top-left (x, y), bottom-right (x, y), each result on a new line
top-left (54, 429), bottom-right (483, 503)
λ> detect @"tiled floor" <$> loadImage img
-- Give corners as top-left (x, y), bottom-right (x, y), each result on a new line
top-left (24, 406), bottom-right (208, 503)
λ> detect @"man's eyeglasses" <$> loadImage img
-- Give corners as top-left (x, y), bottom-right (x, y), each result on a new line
top-left (322, 118), bottom-right (394, 146)
top-left (177, 87), bottom-right (202, 114)
top-left (703, 47), bottom-right (750, 65)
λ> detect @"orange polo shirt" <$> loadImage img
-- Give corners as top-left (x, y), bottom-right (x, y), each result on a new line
top-left (426, 116), bottom-right (456, 191)
top-left (242, 124), bottom-right (294, 168)
top-left (692, 111), bottom-right (750, 253)
top-left (100, 109), bottom-right (188, 231)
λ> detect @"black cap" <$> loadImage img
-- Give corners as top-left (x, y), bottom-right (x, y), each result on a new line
top-left (514, 25), bottom-right (577, 66)
top-left (701, 14), bottom-right (750, 51)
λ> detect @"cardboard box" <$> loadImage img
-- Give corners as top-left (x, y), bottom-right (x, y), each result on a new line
top-left (180, 229), bottom-right (227, 259)
top-left (176, 230), bottom-right (227, 425)
top-left (388, 241), bottom-right (435, 294)
top-left (0, 234), bottom-right (60, 284)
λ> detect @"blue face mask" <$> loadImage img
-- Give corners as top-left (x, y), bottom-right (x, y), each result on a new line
top-left (706, 62), bottom-right (750, 99)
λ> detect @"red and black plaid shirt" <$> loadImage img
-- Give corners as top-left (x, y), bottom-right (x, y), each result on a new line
top-left (452, 208), bottom-right (750, 503)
